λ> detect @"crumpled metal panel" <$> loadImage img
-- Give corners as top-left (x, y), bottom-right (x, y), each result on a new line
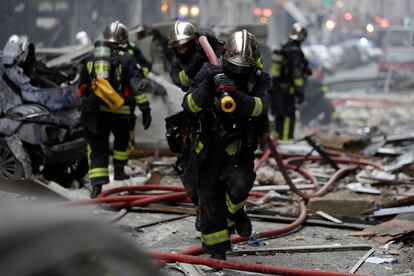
top-left (6, 104), bottom-right (49, 120)
top-left (0, 118), bottom-right (22, 136)
top-left (4, 135), bottom-right (32, 178)
top-left (2, 38), bottom-right (23, 66)
top-left (4, 67), bottom-right (81, 111)
top-left (0, 78), bottom-right (23, 115)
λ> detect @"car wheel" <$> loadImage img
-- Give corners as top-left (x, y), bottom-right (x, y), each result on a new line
top-left (41, 157), bottom-right (88, 186)
top-left (0, 139), bottom-right (25, 179)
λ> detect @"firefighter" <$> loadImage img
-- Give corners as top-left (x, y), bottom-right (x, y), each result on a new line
top-left (103, 21), bottom-right (152, 153)
top-left (182, 30), bottom-right (270, 259)
top-left (167, 20), bottom-right (223, 91)
top-left (166, 21), bottom-right (223, 219)
top-left (270, 22), bottom-right (310, 141)
top-left (103, 21), bottom-right (152, 77)
top-left (79, 32), bottom-right (151, 198)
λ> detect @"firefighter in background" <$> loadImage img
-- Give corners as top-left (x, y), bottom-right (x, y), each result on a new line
top-left (103, 21), bottom-right (152, 152)
top-left (166, 21), bottom-right (223, 220)
top-left (270, 23), bottom-right (310, 141)
top-left (103, 21), bottom-right (152, 77)
top-left (168, 20), bottom-right (223, 91)
top-left (79, 33), bottom-right (151, 198)
top-left (182, 30), bottom-right (270, 259)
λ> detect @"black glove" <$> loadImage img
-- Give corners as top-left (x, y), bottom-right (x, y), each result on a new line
top-left (213, 73), bottom-right (236, 93)
top-left (142, 108), bottom-right (152, 129)
top-left (206, 64), bottom-right (224, 79)
top-left (296, 90), bottom-right (304, 104)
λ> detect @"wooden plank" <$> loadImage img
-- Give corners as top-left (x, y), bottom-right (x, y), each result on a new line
top-left (380, 196), bottom-right (414, 208)
top-left (136, 214), bottom-right (190, 228)
top-left (177, 263), bottom-right (206, 276)
top-left (133, 204), bottom-right (197, 215)
top-left (373, 206), bottom-right (414, 217)
top-left (228, 244), bottom-right (372, 256)
top-left (316, 211), bottom-right (343, 224)
top-left (360, 176), bottom-right (414, 185)
top-left (349, 248), bottom-right (375, 274)
top-left (249, 214), bottom-right (368, 230)
top-left (252, 184), bottom-right (315, 192)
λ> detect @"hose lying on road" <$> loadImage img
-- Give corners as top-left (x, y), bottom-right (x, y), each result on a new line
top-left (147, 250), bottom-right (364, 276)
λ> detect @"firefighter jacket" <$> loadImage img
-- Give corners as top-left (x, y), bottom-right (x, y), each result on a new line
top-left (79, 47), bottom-right (150, 133)
top-left (124, 41), bottom-right (152, 77)
top-left (270, 40), bottom-right (309, 96)
top-left (182, 64), bottom-right (270, 157)
top-left (170, 33), bottom-right (224, 91)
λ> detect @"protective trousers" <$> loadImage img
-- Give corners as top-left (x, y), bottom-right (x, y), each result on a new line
top-left (85, 111), bottom-right (135, 186)
top-left (180, 151), bottom-right (200, 205)
top-left (271, 84), bottom-right (296, 141)
top-left (197, 142), bottom-right (255, 254)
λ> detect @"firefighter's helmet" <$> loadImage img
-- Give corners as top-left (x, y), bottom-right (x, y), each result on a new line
top-left (103, 21), bottom-right (129, 44)
top-left (167, 21), bottom-right (197, 48)
top-left (289, 22), bottom-right (308, 42)
top-left (223, 30), bottom-right (260, 74)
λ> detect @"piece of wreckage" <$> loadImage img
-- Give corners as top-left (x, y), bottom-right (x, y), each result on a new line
top-left (0, 35), bottom-right (87, 184)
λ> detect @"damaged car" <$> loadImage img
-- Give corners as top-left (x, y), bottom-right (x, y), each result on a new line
top-left (0, 35), bottom-right (87, 184)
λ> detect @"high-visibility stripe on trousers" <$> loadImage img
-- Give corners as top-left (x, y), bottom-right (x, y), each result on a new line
top-left (113, 150), bottom-right (129, 161)
top-left (226, 193), bottom-right (246, 214)
top-left (88, 167), bottom-right (109, 179)
top-left (201, 229), bottom-right (229, 246)
top-left (275, 114), bottom-right (295, 141)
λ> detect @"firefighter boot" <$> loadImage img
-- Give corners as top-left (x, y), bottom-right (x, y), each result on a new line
top-left (114, 166), bottom-right (130, 181)
top-left (90, 185), bottom-right (102, 198)
top-left (227, 219), bottom-right (236, 236)
top-left (232, 209), bottom-right (252, 237)
top-left (210, 250), bottom-right (226, 260)
top-left (195, 212), bottom-right (201, 231)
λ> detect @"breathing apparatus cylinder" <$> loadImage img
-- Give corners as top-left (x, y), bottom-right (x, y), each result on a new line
top-left (91, 40), bottom-right (124, 111)
top-left (93, 40), bottom-right (112, 80)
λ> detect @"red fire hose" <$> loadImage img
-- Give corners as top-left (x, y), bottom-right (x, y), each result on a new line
top-left (262, 134), bottom-right (382, 200)
top-left (199, 35), bottom-right (219, 65)
top-left (147, 251), bottom-right (364, 276)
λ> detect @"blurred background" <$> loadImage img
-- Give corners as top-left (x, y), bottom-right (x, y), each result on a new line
top-left (2, 0), bottom-right (414, 78)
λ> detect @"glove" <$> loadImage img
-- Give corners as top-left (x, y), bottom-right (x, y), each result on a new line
top-left (75, 84), bottom-right (87, 97)
top-left (206, 64), bottom-right (224, 79)
top-left (142, 108), bottom-right (152, 130)
top-left (296, 90), bottom-right (304, 104)
top-left (213, 73), bottom-right (236, 93)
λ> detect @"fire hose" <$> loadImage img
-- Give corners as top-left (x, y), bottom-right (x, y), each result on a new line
top-left (198, 35), bottom-right (236, 113)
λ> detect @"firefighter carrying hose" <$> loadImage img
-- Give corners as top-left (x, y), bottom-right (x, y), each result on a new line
top-left (165, 21), bottom-right (223, 226)
top-left (182, 30), bottom-right (270, 260)
top-left (270, 23), bottom-right (310, 141)
top-left (168, 21), bottom-right (223, 92)
top-left (79, 27), bottom-right (151, 198)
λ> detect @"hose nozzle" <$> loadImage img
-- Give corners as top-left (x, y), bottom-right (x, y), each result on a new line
top-left (220, 92), bottom-right (236, 113)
